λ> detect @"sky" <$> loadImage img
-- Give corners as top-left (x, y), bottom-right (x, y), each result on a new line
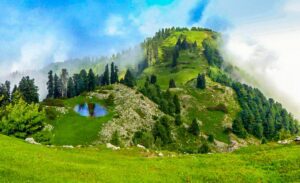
top-left (1, 0), bottom-right (300, 118)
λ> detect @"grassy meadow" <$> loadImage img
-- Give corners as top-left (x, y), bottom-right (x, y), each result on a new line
top-left (0, 134), bottom-right (299, 182)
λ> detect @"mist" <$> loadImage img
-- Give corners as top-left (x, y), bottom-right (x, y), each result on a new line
top-left (222, 27), bottom-right (300, 119)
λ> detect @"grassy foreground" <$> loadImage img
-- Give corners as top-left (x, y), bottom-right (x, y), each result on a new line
top-left (0, 134), bottom-right (299, 182)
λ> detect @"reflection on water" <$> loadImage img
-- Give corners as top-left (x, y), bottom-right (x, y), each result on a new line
top-left (74, 103), bottom-right (107, 117)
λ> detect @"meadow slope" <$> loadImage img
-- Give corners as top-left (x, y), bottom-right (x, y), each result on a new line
top-left (0, 135), bottom-right (299, 182)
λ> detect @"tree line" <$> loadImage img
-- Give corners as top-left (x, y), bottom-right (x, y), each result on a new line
top-left (46, 62), bottom-right (120, 99)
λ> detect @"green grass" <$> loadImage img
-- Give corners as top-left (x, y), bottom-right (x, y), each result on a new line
top-left (48, 95), bottom-right (114, 145)
top-left (0, 134), bottom-right (299, 182)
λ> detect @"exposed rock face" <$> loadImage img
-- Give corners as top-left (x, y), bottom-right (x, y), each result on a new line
top-left (106, 143), bottom-right (120, 150)
top-left (93, 84), bottom-right (164, 146)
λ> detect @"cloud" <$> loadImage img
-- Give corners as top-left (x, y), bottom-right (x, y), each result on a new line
top-left (131, 0), bottom-right (201, 36)
top-left (105, 15), bottom-right (126, 36)
top-left (284, 0), bottom-right (300, 13)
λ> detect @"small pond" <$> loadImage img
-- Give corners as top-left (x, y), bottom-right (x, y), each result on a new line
top-left (74, 103), bottom-right (107, 117)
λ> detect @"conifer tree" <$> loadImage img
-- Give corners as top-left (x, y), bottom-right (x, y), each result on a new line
top-left (122, 69), bottom-right (135, 87)
top-left (53, 74), bottom-right (62, 98)
top-left (102, 64), bottom-right (110, 85)
top-left (110, 62), bottom-right (116, 84)
top-left (196, 74), bottom-right (206, 89)
top-left (169, 79), bottom-right (176, 88)
top-left (67, 78), bottom-right (75, 98)
top-left (189, 119), bottom-right (200, 136)
top-left (60, 69), bottom-right (69, 97)
top-left (173, 94), bottom-right (180, 114)
top-left (46, 70), bottom-right (54, 98)
top-left (18, 76), bottom-right (39, 103)
top-left (87, 69), bottom-right (96, 91)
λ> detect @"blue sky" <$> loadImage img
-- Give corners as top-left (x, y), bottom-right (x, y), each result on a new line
top-left (2, 0), bottom-right (300, 117)
top-left (0, 0), bottom-right (288, 71)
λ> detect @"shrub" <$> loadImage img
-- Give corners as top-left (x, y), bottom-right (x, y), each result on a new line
top-left (110, 131), bottom-right (121, 146)
top-left (198, 142), bottom-right (210, 154)
top-left (45, 107), bottom-right (57, 120)
top-left (188, 119), bottom-right (200, 136)
top-left (207, 104), bottom-right (228, 113)
top-left (33, 131), bottom-right (52, 145)
top-left (208, 134), bottom-right (214, 143)
top-left (41, 98), bottom-right (65, 107)
top-left (132, 130), bottom-right (154, 148)
top-left (0, 98), bottom-right (46, 139)
top-left (106, 94), bottom-right (115, 106)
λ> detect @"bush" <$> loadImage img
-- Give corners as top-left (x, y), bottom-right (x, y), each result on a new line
top-left (106, 94), bottom-right (115, 106)
top-left (132, 130), bottom-right (154, 148)
top-left (41, 98), bottom-right (64, 107)
top-left (33, 131), bottom-right (52, 145)
top-left (0, 98), bottom-right (46, 139)
top-left (207, 104), bottom-right (228, 113)
top-left (188, 119), bottom-right (200, 136)
top-left (45, 107), bottom-right (57, 120)
top-left (208, 134), bottom-right (214, 143)
top-left (110, 131), bottom-right (121, 146)
top-left (198, 142), bottom-right (210, 154)
top-left (175, 115), bottom-right (182, 126)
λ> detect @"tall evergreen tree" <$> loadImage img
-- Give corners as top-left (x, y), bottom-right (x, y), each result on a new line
top-left (46, 70), bottom-right (54, 98)
top-left (172, 48), bottom-right (179, 67)
top-left (73, 74), bottom-right (81, 96)
top-left (122, 69), bottom-right (135, 87)
top-left (114, 65), bottom-right (119, 83)
top-left (67, 78), bottom-right (75, 98)
top-left (18, 76), bottom-right (39, 103)
top-left (169, 79), bottom-right (176, 88)
top-left (150, 75), bottom-right (157, 84)
top-left (110, 62), bottom-right (116, 84)
top-left (60, 69), bottom-right (69, 97)
top-left (232, 118), bottom-right (247, 138)
top-left (87, 69), bottom-right (96, 91)
top-left (189, 119), bottom-right (200, 136)
top-left (102, 64), bottom-right (110, 85)
top-left (79, 69), bottom-right (88, 92)
top-left (196, 74), bottom-right (206, 89)
top-left (53, 74), bottom-right (62, 98)
top-left (173, 94), bottom-right (180, 114)
top-left (0, 81), bottom-right (10, 106)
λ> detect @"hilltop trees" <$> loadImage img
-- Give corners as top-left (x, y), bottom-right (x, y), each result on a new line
top-left (46, 62), bottom-right (120, 99)
top-left (122, 69), bottom-right (135, 88)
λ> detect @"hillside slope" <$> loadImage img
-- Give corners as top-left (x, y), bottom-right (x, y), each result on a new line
top-left (0, 134), bottom-right (299, 182)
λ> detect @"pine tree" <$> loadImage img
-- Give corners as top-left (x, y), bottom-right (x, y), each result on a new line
top-left (46, 70), bottom-right (54, 98)
top-left (196, 74), bottom-right (206, 89)
top-left (18, 76), bottom-right (39, 103)
top-left (114, 65), bottom-right (119, 83)
top-left (60, 69), bottom-right (69, 97)
top-left (189, 119), bottom-right (200, 136)
top-left (67, 78), bottom-right (75, 98)
top-left (102, 64), bottom-right (110, 85)
top-left (110, 62), bottom-right (116, 84)
top-left (172, 48), bottom-right (179, 67)
top-left (87, 69), bottom-right (96, 91)
top-left (173, 94), bottom-right (180, 114)
top-left (122, 69), bottom-right (135, 87)
top-left (169, 79), bottom-right (176, 88)
top-left (53, 74), bottom-right (62, 98)
top-left (79, 69), bottom-right (88, 92)
top-left (150, 75), bottom-right (157, 84)
top-left (232, 117), bottom-right (247, 138)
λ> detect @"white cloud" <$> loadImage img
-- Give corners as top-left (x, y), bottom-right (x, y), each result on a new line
top-left (284, 0), bottom-right (300, 13)
top-left (132, 0), bottom-right (200, 36)
top-left (105, 15), bottom-right (126, 36)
